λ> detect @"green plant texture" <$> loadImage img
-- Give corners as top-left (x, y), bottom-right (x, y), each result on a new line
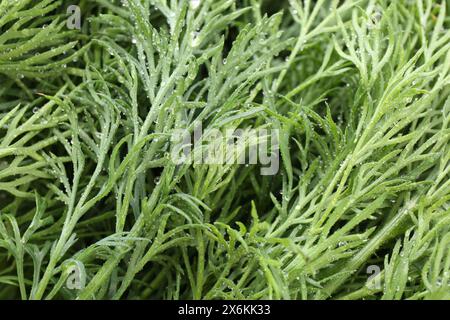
top-left (0, 0), bottom-right (449, 300)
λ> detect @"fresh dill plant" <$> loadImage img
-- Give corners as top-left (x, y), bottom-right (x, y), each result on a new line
top-left (0, 0), bottom-right (449, 300)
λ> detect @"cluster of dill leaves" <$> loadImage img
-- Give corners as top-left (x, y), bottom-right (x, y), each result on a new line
top-left (0, 0), bottom-right (449, 300)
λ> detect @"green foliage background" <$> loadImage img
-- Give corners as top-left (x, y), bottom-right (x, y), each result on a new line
top-left (0, 0), bottom-right (449, 300)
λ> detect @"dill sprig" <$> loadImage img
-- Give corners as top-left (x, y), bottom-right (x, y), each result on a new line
top-left (0, 0), bottom-right (449, 300)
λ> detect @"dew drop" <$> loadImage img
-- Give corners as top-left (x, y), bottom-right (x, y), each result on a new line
top-left (338, 241), bottom-right (347, 247)
top-left (190, 32), bottom-right (200, 47)
top-left (190, 0), bottom-right (201, 10)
